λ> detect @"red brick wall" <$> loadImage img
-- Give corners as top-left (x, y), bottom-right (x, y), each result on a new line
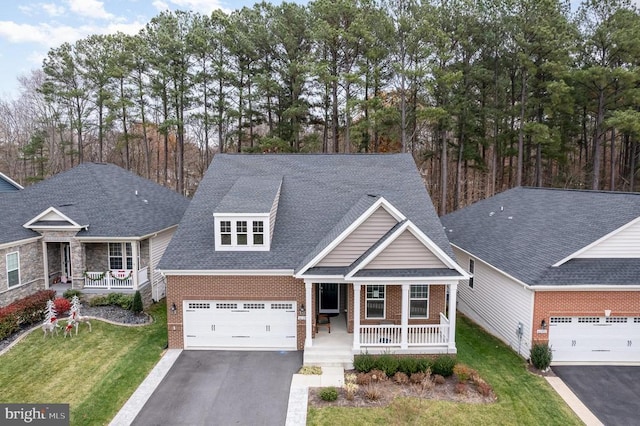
top-left (346, 284), bottom-right (446, 332)
top-left (533, 290), bottom-right (640, 344)
top-left (166, 275), bottom-right (305, 349)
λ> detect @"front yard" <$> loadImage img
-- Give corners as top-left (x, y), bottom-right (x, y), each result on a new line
top-left (307, 315), bottom-right (582, 425)
top-left (0, 302), bottom-right (167, 425)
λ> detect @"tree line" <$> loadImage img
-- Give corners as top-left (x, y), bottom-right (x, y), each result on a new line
top-left (0, 0), bottom-right (639, 212)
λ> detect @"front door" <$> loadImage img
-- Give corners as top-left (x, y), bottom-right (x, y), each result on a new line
top-left (319, 283), bottom-right (339, 314)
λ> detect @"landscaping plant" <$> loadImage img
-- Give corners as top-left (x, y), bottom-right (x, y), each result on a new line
top-left (530, 343), bottom-right (553, 371)
top-left (319, 387), bottom-right (339, 402)
top-left (131, 291), bottom-right (143, 314)
top-left (431, 355), bottom-right (457, 377)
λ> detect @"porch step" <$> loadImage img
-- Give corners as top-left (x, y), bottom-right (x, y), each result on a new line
top-left (304, 348), bottom-right (354, 369)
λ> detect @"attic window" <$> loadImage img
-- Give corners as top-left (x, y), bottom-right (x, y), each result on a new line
top-left (237, 221), bottom-right (248, 245)
top-left (220, 221), bottom-right (232, 245)
top-left (253, 221), bottom-right (264, 245)
top-left (215, 217), bottom-right (269, 251)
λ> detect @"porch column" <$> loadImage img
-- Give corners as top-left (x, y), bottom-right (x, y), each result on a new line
top-left (401, 284), bottom-right (409, 349)
top-left (448, 283), bottom-right (458, 350)
top-left (70, 240), bottom-right (84, 289)
top-left (353, 283), bottom-right (361, 350)
top-left (305, 281), bottom-right (313, 348)
top-left (42, 240), bottom-right (49, 289)
top-left (132, 241), bottom-right (139, 290)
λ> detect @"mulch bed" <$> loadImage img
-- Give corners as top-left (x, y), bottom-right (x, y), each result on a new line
top-left (308, 370), bottom-right (497, 408)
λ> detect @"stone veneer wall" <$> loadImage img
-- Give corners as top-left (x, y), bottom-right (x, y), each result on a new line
top-left (46, 243), bottom-right (62, 281)
top-left (0, 240), bottom-right (45, 307)
top-left (85, 243), bottom-right (109, 272)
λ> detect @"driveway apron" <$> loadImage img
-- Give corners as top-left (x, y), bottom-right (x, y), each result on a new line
top-left (553, 366), bottom-right (640, 426)
top-left (132, 350), bottom-right (302, 426)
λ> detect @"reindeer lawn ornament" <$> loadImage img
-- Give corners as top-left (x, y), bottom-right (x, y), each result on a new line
top-left (70, 310), bottom-right (92, 335)
top-left (63, 320), bottom-right (75, 338)
top-left (42, 317), bottom-right (60, 338)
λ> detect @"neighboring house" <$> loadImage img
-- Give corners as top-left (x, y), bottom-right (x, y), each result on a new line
top-left (0, 172), bottom-right (23, 192)
top-left (159, 154), bottom-right (468, 365)
top-left (0, 163), bottom-right (189, 307)
top-left (441, 187), bottom-right (640, 364)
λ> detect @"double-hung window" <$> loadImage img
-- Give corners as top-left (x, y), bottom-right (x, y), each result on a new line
top-left (410, 285), bottom-right (429, 318)
top-left (253, 221), bottom-right (264, 245)
top-left (220, 221), bottom-right (232, 245)
top-left (6, 252), bottom-right (20, 287)
top-left (215, 217), bottom-right (268, 250)
top-left (468, 259), bottom-right (475, 288)
top-left (236, 221), bottom-right (248, 245)
top-left (366, 285), bottom-right (385, 319)
top-left (109, 243), bottom-right (133, 270)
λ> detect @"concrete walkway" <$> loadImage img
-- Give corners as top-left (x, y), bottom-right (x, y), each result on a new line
top-left (545, 376), bottom-right (603, 426)
top-left (109, 349), bottom-right (182, 426)
top-left (285, 366), bottom-right (344, 426)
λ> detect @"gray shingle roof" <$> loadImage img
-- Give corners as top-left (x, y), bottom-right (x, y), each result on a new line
top-left (353, 268), bottom-right (461, 278)
top-left (160, 153), bottom-right (454, 271)
top-left (0, 163), bottom-right (189, 245)
top-left (214, 176), bottom-right (282, 214)
top-left (536, 258), bottom-right (640, 285)
top-left (440, 187), bottom-right (640, 286)
top-left (0, 172), bottom-right (22, 192)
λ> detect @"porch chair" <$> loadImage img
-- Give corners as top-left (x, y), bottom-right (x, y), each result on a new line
top-left (316, 313), bottom-right (331, 333)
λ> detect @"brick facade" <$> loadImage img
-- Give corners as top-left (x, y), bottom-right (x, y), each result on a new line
top-left (166, 275), bottom-right (306, 349)
top-left (532, 290), bottom-right (640, 344)
top-left (0, 240), bottom-right (46, 307)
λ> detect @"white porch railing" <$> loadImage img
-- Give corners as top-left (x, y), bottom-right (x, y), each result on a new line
top-left (137, 266), bottom-right (149, 285)
top-left (359, 316), bottom-right (451, 347)
top-left (84, 270), bottom-right (134, 289)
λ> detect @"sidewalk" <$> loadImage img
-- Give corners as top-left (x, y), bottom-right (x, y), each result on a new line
top-left (285, 366), bottom-right (344, 426)
top-left (545, 376), bottom-right (603, 426)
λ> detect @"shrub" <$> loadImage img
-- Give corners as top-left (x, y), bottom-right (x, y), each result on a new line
top-left (356, 372), bottom-right (371, 385)
top-left (363, 384), bottom-right (381, 401)
top-left (62, 289), bottom-right (82, 300)
top-left (53, 297), bottom-right (71, 315)
top-left (131, 290), bottom-right (143, 313)
top-left (530, 343), bottom-right (553, 371)
top-left (376, 354), bottom-right (399, 377)
top-left (431, 355), bottom-right (457, 377)
top-left (410, 372), bottom-right (426, 384)
top-left (416, 357), bottom-right (433, 373)
top-left (107, 293), bottom-right (133, 309)
top-left (433, 374), bottom-right (446, 385)
top-left (343, 382), bottom-right (359, 400)
top-left (369, 369), bottom-right (387, 382)
top-left (398, 357), bottom-right (419, 375)
top-left (476, 380), bottom-right (493, 397)
top-left (319, 387), bottom-right (338, 402)
top-left (453, 364), bottom-right (475, 382)
top-left (454, 382), bottom-right (467, 394)
top-left (353, 353), bottom-right (375, 373)
top-left (345, 373), bottom-right (357, 384)
top-left (298, 366), bottom-right (322, 375)
top-left (0, 290), bottom-right (55, 340)
top-left (393, 372), bottom-right (409, 385)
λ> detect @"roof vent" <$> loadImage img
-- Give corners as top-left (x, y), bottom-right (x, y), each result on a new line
top-left (489, 211), bottom-right (495, 216)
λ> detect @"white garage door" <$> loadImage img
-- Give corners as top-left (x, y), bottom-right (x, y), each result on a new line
top-left (183, 300), bottom-right (297, 350)
top-left (549, 316), bottom-right (640, 363)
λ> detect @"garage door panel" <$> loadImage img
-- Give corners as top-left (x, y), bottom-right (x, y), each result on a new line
top-left (184, 300), bottom-right (297, 350)
top-left (549, 317), bottom-right (640, 363)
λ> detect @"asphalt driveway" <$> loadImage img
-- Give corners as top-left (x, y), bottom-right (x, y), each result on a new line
top-left (553, 366), bottom-right (640, 426)
top-left (132, 351), bottom-right (302, 426)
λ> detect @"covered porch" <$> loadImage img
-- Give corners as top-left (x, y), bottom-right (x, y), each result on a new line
top-left (302, 279), bottom-right (459, 366)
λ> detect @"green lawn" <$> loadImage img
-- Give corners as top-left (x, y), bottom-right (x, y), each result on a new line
top-left (307, 315), bottom-right (582, 426)
top-left (0, 302), bottom-right (167, 426)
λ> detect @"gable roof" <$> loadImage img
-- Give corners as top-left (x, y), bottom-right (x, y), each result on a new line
top-left (0, 163), bottom-right (189, 245)
top-left (441, 187), bottom-right (640, 286)
top-left (0, 172), bottom-right (23, 192)
top-left (159, 153), bottom-right (457, 272)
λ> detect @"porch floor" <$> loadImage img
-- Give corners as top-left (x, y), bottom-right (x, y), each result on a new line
top-left (304, 313), bottom-right (354, 369)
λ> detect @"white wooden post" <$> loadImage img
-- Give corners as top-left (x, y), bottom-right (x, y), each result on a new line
top-left (401, 284), bottom-right (409, 349)
top-left (305, 281), bottom-right (313, 348)
top-left (42, 241), bottom-right (49, 289)
top-left (448, 282), bottom-right (457, 350)
top-left (132, 241), bottom-right (139, 290)
top-left (353, 283), bottom-right (361, 350)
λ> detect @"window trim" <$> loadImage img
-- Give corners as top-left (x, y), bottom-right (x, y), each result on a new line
top-left (468, 259), bottom-right (475, 288)
top-left (214, 214), bottom-right (270, 251)
top-left (6, 251), bottom-right (20, 287)
top-left (409, 284), bottom-right (429, 318)
top-left (108, 242), bottom-right (133, 270)
top-left (365, 285), bottom-right (386, 319)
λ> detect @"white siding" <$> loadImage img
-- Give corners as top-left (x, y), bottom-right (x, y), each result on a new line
top-left (365, 230), bottom-right (446, 269)
top-left (577, 219), bottom-right (640, 258)
top-left (150, 227), bottom-right (175, 301)
top-left (453, 247), bottom-right (534, 358)
top-left (269, 184), bottom-right (281, 242)
top-left (318, 207), bottom-right (397, 267)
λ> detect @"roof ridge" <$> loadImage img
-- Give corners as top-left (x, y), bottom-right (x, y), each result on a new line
top-left (520, 186), bottom-right (640, 196)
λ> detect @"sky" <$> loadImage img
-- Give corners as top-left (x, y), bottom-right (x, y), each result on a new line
top-left (0, 0), bottom-right (307, 99)
top-left (0, 0), bottom-right (634, 99)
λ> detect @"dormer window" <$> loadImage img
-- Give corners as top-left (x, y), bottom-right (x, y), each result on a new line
top-left (214, 216), bottom-right (270, 251)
